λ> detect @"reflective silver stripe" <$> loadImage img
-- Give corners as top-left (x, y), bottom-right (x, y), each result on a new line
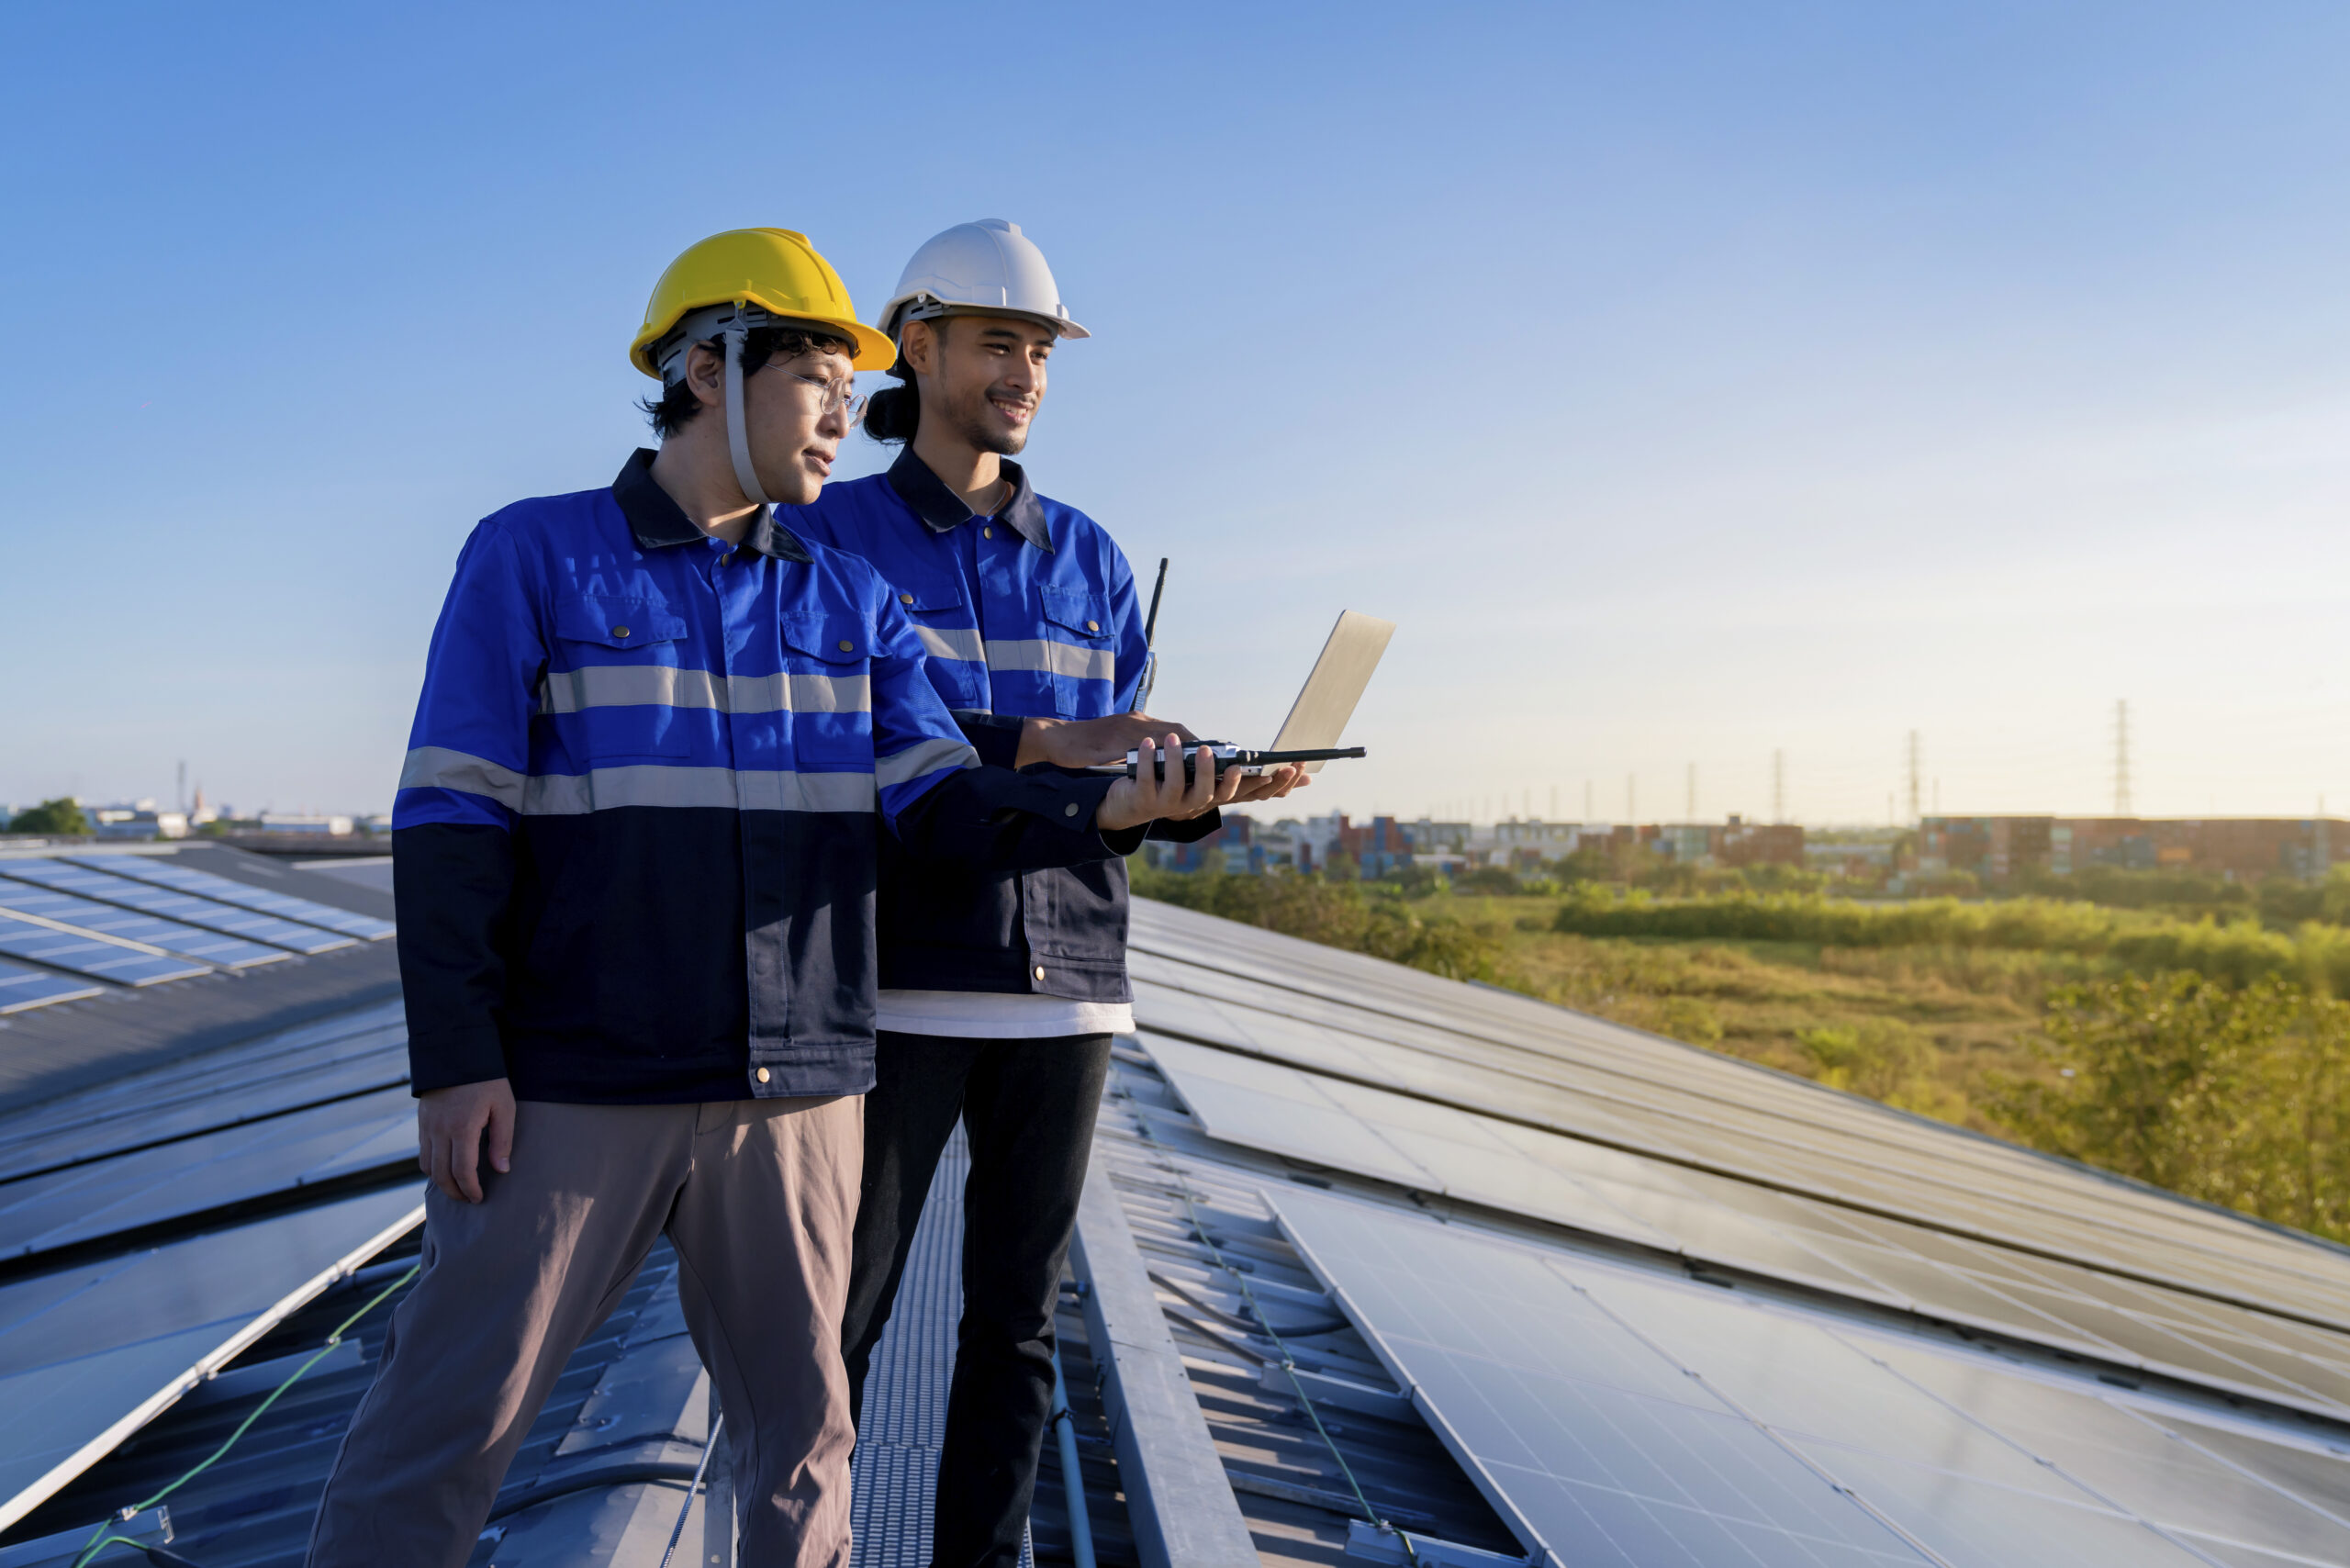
top-left (520, 765), bottom-right (877, 815)
top-left (538, 665), bottom-right (869, 715)
top-left (399, 746), bottom-right (526, 810)
top-left (914, 624), bottom-right (987, 662)
top-left (986, 638), bottom-right (1115, 681)
top-left (728, 672), bottom-right (870, 714)
top-left (876, 737), bottom-right (981, 789)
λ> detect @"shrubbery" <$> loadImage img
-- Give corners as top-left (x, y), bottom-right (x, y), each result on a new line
top-left (1987, 973), bottom-right (2350, 1240)
top-left (5, 799), bottom-right (84, 835)
top-left (1550, 887), bottom-right (2350, 992)
top-left (1131, 865), bottom-right (1503, 982)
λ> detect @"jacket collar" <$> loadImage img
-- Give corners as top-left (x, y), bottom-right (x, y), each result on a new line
top-left (885, 447), bottom-right (1053, 553)
top-left (612, 448), bottom-right (812, 563)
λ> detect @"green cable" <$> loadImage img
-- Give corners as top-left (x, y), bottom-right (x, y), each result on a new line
top-left (1131, 1110), bottom-right (1420, 1565)
top-left (70, 1261), bottom-right (423, 1568)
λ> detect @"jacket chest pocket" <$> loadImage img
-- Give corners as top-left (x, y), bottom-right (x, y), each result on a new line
top-left (778, 610), bottom-right (876, 769)
top-left (1036, 586), bottom-right (1116, 719)
top-left (890, 582), bottom-right (986, 709)
top-left (545, 595), bottom-right (698, 761)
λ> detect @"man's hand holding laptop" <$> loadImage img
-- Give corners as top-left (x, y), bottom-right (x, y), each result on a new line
top-left (1043, 715), bottom-right (1310, 831)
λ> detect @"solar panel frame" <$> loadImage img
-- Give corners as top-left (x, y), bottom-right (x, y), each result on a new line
top-left (0, 880), bottom-right (289, 969)
top-left (0, 858), bottom-right (360, 953)
top-left (68, 855), bottom-right (393, 940)
top-left (0, 960), bottom-right (102, 1015)
top-left (0, 910), bottom-right (207, 987)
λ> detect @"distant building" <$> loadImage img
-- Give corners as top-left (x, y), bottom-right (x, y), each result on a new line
top-left (1919, 815), bottom-right (2349, 883)
top-left (257, 813), bottom-right (355, 836)
top-left (84, 801), bottom-right (189, 840)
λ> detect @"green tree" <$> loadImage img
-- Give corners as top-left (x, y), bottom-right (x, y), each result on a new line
top-left (1986, 972), bottom-right (2350, 1239)
top-left (6, 798), bottom-right (84, 835)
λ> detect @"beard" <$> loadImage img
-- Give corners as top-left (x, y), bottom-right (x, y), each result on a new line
top-left (947, 383), bottom-right (1031, 456)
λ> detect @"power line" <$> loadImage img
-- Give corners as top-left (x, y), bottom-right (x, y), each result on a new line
top-left (2114, 699), bottom-right (2133, 815)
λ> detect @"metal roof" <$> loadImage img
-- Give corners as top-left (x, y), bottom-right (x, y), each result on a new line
top-left (3, 878), bottom-right (2347, 1566)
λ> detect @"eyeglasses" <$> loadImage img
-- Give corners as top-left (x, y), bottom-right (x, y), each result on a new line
top-left (768, 367), bottom-right (867, 425)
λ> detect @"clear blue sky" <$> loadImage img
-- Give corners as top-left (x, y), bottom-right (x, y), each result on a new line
top-left (10, 2), bottom-right (2350, 825)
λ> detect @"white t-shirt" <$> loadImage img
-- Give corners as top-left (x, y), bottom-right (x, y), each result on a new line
top-left (876, 989), bottom-right (1135, 1039)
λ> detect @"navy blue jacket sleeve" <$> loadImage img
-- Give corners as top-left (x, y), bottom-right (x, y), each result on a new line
top-left (896, 765), bottom-right (1128, 871)
top-left (393, 823), bottom-right (515, 1092)
top-left (952, 710), bottom-right (1027, 769)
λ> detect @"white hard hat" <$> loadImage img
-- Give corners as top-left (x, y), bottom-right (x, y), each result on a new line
top-left (877, 219), bottom-right (1090, 345)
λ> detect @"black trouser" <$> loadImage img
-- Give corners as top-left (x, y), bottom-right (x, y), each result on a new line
top-left (842, 1030), bottom-right (1114, 1568)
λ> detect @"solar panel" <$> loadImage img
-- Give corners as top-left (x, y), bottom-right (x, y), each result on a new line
top-left (70, 855), bottom-right (395, 940)
top-left (1270, 1185), bottom-right (2350, 1568)
top-left (0, 1008), bottom-right (408, 1182)
top-left (0, 857), bottom-right (360, 953)
top-left (0, 911), bottom-right (207, 987)
top-left (0, 880), bottom-right (289, 969)
top-left (0, 959), bottom-right (102, 1015)
top-left (0, 1183), bottom-right (421, 1520)
top-left (0, 1086), bottom-right (416, 1260)
top-left (1142, 1033), bottom-right (2350, 1420)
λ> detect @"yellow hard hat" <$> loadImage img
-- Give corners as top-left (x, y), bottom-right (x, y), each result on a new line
top-left (631, 229), bottom-right (896, 377)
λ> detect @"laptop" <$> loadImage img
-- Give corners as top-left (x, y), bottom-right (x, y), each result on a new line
top-left (1117, 609), bottom-right (1395, 778)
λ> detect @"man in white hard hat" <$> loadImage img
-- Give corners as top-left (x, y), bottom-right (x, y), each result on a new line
top-left (783, 219), bottom-right (1306, 1565)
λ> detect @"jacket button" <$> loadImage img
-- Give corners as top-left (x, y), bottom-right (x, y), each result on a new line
top-left (612, 626), bottom-right (630, 638)
top-left (755, 1067), bottom-right (770, 1084)
top-left (1086, 620), bottom-right (1100, 633)
top-left (837, 639), bottom-right (855, 653)
top-left (1033, 965), bottom-right (1046, 981)
top-left (983, 526), bottom-right (994, 539)
top-left (1064, 802), bottom-right (1079, 817)
top-left (900, 593), bottom-right (913, 604)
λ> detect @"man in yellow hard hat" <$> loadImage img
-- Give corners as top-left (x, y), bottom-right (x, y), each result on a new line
top-left (305, 230), bottom-right (1247, 1567)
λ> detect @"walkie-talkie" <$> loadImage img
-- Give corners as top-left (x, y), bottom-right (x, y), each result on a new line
top-left (1125, 744), bottom-right (1368, 782)
top-left (1129, 557), bottom-right (1168, 713)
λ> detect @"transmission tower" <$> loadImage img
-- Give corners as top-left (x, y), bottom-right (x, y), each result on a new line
top-left (2114, 700), bottom-right (2132, 815)
top-left (1686, 763), bottom-right (1697, 821)
top-left (1907, 731), bottom-right (1921, 824)
top-left (1773, 750), bottom-right (1785, 824)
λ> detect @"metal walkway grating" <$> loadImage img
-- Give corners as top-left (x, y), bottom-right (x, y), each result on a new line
top-left (848, 1128), bottom-right (1036, 1567)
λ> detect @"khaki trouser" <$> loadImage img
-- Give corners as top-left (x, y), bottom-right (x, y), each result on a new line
top-left (308, 1096), bottom-right (861, 1568)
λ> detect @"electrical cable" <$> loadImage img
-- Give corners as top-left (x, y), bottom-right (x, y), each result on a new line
top-left (69, 1261), bottom-right (422, 1568)
top-left (1127, 1107), bottom-right (1420, 1565)
top-left (486, 1462), bottom-right (706, 1526)
top-left (655, 1414), bottom-right (723, 1568)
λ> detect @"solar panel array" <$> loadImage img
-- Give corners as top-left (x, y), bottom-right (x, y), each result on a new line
top-left (72, 855), bottom-right (396, 942)
top-left (0, 853), bottom-right (393, 1013)
top-left (0, 882), bottom-right (289, 969)
top-left (2, 857), bottom-right (360, 952)
top-left (1144, 1035), bottom-right (2350, 1422)
top-left (1275, 1186), bottom-right (2350, 1568)
top-left (1127, 901), bottom-right (2350, 1334)
top-left (1119, 896), bottom-right (2350, 1568)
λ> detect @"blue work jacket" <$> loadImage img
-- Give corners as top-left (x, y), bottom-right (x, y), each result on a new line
top-left (782, 449), bottom-right (1215, 1002)
top-left (391, 450), bottom-right (1125, 1103)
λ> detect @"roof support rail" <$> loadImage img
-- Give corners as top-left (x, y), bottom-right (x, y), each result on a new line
top-left (1069, 1149), bottom-right (1257, 1568)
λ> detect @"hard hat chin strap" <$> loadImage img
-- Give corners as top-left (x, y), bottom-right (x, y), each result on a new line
top-left (721, 319), bottom-right (774, 510)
